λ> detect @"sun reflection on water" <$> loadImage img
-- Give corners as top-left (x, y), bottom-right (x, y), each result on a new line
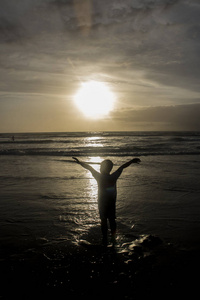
top-left (87, 156), bottom-right (102, 165)
top-left (88, 177), bottom-right (98, 199)
top-left (83, 157), bottom-right (102, 221)
top-left (83, 136), bottom-right (104, 148)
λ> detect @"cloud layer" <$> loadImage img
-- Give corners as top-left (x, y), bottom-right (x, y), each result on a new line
top-left (111, 103), bottom-right (200, 130)
top-left (0, 0), bottom-right (200, 132)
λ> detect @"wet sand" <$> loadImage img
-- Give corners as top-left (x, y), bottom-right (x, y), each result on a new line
top-left (1, 228), bottom-right (199, 300)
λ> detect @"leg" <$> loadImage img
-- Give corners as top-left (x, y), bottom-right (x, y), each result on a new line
top-left (101, 217), bottom-right (108, 246)
top-left (109, 217), bottom-right (116, 245)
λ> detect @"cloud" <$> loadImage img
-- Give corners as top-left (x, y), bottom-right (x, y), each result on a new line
top-left (0, 0), bottom-right (200, 131)
top-left (111, 103), bottom-right (200, 130)
top-left (0, 0), bottom-right (181, 42)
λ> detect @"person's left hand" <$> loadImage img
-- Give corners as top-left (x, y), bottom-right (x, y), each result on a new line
top-left (72, 157), bottom-right (80, 163)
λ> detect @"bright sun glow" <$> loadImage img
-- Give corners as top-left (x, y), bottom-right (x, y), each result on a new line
top-left (74, 81), bottom-right (115, 118)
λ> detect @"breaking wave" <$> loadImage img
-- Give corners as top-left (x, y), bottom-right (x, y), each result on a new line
top-left (0, 131), bottom-right (200, 157)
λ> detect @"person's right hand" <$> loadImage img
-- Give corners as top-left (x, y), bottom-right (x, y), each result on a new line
top-left (132, 158), bottom-right (141, 164)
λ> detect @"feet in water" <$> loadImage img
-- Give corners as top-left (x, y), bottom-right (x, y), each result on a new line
top-left (111, 234), bottom-right (116, 246)
top-left (102, 234), bottom-right (116, 247)
top-left (102, 236), bottom-right (108, 247)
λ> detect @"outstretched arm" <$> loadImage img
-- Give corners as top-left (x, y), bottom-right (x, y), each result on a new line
top-left (118, 158), bottom-right (141, 172)
top-left (72, 157), bottom-right (96, 173)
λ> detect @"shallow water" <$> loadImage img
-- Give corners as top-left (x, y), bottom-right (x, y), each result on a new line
top-left (0, 152), bottom-right (200, 254)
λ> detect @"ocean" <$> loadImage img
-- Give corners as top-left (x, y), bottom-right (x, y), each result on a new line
top-left (1, 131), bottom-right (200, 157)
top-left (0, 131), bottom-right (200, 246)
top-left (0, 131), bottom-right (200, 298)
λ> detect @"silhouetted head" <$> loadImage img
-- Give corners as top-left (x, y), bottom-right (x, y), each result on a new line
top-left (100, 159), bottom-right (113, 174)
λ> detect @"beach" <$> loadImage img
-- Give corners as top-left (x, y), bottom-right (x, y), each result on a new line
top-left (0, 132), bottom-right (200, 298)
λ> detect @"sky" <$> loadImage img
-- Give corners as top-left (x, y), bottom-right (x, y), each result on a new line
top-left (0, 0), bottom-right (200, 132)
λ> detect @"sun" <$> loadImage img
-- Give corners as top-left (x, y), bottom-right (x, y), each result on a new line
top-left (74, 81), bottom-right (115, 118)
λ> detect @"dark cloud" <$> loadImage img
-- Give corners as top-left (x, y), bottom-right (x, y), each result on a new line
top-left (112, 103), bottom-right (200, 130)
top-left (0, 0), bottom-right (181, 40)
top-left (0, 18), bottom-right (23, 43)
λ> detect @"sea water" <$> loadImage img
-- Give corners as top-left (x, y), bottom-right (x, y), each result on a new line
top-left (0, 131), bottom-right (200, 253)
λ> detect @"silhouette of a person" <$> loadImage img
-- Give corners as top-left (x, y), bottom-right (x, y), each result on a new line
top-left (73, 157), bottom-right (141, 246)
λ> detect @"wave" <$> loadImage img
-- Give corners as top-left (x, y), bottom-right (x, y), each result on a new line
top-left (0, 140), bottom-right (72, 144)
top-left (0, 175), bottom-right (81, 181)
top-left (1, 130), bottom-right (200, 139)
top-left (0, 147), bottom-right (200, 157)
top-left (1, 131), bottom-right (200, 157)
